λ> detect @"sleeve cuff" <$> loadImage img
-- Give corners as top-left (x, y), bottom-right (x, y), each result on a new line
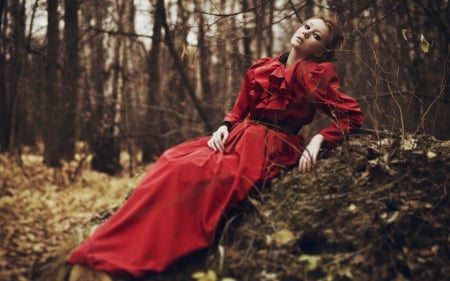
top-left (219, 121), bottom-right (233, 131)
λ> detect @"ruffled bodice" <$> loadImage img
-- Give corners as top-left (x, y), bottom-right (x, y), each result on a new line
top-left (223, 53), bottom-right (363, 147)
top-left (249, 56), bottom-right (293, 111)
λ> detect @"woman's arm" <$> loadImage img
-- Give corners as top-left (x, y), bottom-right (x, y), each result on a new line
top-left (207, 74), bottom-right (254, 151)
top-left (301, 62), bottom-right (363, 147)
top-left (297, 62), bottom-right (363, 171)
top-left (208, 59), bottom-right (268, 151)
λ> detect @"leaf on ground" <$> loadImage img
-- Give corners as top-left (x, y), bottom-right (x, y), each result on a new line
top-left (420, 34), bottom-right (430, 53)
top-left (192, 270), bottom-right (217, 281)
top-left (298, 254), bottom-right (321, 271)
top-left (427, 151), bottom-right (437, 159)
top-left (272, 229), bottom-right (295, 246)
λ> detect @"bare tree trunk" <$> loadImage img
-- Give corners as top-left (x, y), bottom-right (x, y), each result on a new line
top-left (8, 0), bottom-right (25, 151)
top-left (241, 0), bottom-right (253, 68)
top-left (90, 0), bottom-right (125, 175)
top-left (265, 0), bottom-right (274, 57)
top-left (213, 0), bottom-right (233, 116)
top-left (0, 0), bottom-right (5, 30)
top-left (26, 0), bottom-right (39, 45)
top-left (0, 52), bottom-right (6, 152)
top-left (84, 2), bottom-right (107, 172)
top-left (142, 0), bottom-right (164, 162)
top-left (196, 0), bottom-right (217, 123)
top-left (0, 0), bottom-right (9, 152)
top-left (120, 2), bottom-right (137, 175)
top-left (254, 0), bottom-right (264, 58)
top-left (44, 0), bottom-right (61, 167)
top-left (61, 0), bottom-right (79, 160)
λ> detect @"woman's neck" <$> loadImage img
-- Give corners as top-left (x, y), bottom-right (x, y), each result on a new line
top-left (286, 50), bottom-right (305, 67)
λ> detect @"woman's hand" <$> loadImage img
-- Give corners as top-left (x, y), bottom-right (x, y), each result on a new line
top-left (207, 125), bottom-right (229, 151)
top-left (299, 134), bottom-right (324, 173)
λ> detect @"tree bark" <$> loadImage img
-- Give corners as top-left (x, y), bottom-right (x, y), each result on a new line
top-left (61, 0), bottom-right (79, 160)
top-left (0, 0), bottom-right (6, 31)
top-left (0, 0), bottom-right (9, 152)
top-left (265, 0), bottom-right (274, 57)
top-left (0, 52), bottom-right (6, 152)
top-left (8, 0), bottom-right (25, 151)
top-left (142, 0), bottom-right (164, 162)
top-left (90, 0), bottom-right (124, 175)
top-left (196, 0), bottom-right (216, 121)
top-left (44, 0), bottom-right (61, 167)
top-left (241, 0), bottom-right (253, 69)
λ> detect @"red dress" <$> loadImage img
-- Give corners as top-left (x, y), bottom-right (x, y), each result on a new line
top-left (68, 54), bottom-right (363, 278)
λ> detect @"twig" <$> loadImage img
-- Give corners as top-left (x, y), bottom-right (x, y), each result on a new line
top-left (348, 128), bottom-right (399, 139)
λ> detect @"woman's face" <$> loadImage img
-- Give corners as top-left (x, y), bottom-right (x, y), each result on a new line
top-left (290, 18), bottom-right (330, 60)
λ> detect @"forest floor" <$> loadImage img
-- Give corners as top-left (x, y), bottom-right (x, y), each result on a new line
top-left (0, 133), bottom-right (449, 281)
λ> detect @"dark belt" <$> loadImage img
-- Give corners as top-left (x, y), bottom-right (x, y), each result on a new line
top-left (250, 119), bottom-right (299, 135)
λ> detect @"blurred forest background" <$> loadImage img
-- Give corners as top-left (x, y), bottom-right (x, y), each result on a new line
top-left (0, 0), bottom-right (449, 175)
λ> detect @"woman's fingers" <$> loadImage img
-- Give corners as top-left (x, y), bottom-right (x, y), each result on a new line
top-left (213, 132), bottom-right (222, 150)
top-left (213, 130), bottom-right (228, 151)
top-left (207, 138), bottom-right (216, 150)
top-left (221, 130), bottom-right (229, 144)
top-left (299, 151), bottom-right (311, 173)
top-left (217, 130), bottom-right (229, 150)
top-left (207, 125), bottom-right (229, 151)
top-left (299, 134), bottom-right (324, 173)
top-left (299, 149), bottom-right (317, 173)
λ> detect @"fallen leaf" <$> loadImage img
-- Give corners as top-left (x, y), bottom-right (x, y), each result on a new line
top-left (298, 254), bottom-right (321, 271)
top-left (394, 273), bottom-right (409, 281)
top-left (420, 34), bottom-right (430, 53)
top-left (260, 270), bottom-right (278, 281)
top-left (401, 136), bottom-right (418, 150)
top-left (431, 245), bottom-right (439, 255)
top-left (272, 229), bottom-right (295, 246)
top-left (192, 270), bottom-right (217, 281)
top-left (265, 234), bottom-right (273, 245)
top-left (426, 151), bottom-right (437, 159)
top-left (386, 211), bottom-right (401, 224)
top-left (401, 29), bottom-right (409, 41)
top-left (33, 243), bottom-right (45, 253)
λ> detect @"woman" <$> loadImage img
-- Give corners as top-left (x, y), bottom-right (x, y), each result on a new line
top-left (67, 16), bottom-right (363, 280)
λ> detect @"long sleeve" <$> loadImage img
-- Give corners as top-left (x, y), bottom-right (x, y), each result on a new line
top-left (298, 62), bottom-right (363, 147)
top-left (222, 74), bottom-right (254, 126)
top-left (222, 58), bottom-right (271, 127)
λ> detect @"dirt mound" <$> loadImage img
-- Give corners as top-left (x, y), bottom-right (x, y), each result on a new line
top-left (207, 134), bottom-right (450, 281)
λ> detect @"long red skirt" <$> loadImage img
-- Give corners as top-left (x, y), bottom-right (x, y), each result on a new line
top-left (67, 120), bottom-right (302, 278)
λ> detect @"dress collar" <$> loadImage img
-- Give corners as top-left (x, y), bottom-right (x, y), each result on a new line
top-left (279, 52), bottom-right (289, 65)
